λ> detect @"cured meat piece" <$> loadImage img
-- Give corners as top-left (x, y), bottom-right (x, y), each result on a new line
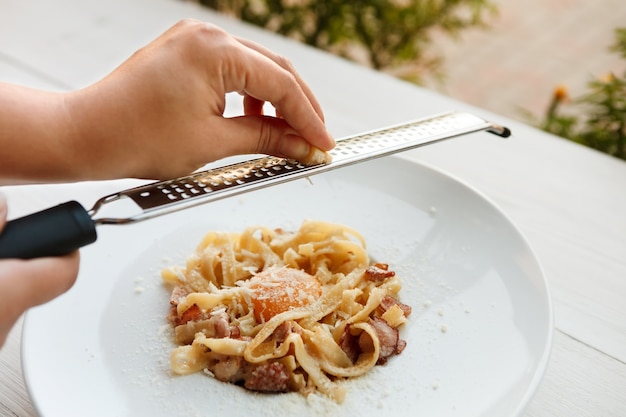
top-left (244, 362), bottom-right (290, 392)
top-left (213, 355), bottom-right (244, 383)
top-left (364, 263), bottom-right (396, 282)
top-left (169, 286), bottom-right (188, 306)
top-left (368, 317), bottom-right (400, 364)
top-left (174, 310), bottom-right (233, 344)
top-left (379, 295), bottom-right (413, 317)
top-left (339, 325), bottom-right (361, 363)
top-left (176, 304), bottom-right (203, 326)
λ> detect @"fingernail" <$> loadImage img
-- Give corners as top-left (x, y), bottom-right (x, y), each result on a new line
top-left (325, 132), bottom-right (336, 150)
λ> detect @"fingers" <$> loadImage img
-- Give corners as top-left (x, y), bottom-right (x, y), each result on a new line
top-left (0, 252), bottom-right (79, 346)
top-left (235, 37), bottom-right (327, 121)
top-left (0, 193), bottom-right (78, 313)
top-left (212, 115), bottom-right (313, 161)
top-left (243, 94), bottom-right (265, 117)
top-left (2, 253), bottom-right (79, 308)
top-left (221, 33), bottom-right (335, 152)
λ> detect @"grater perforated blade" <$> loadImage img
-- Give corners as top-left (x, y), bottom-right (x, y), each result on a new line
top-left (91, 111), bottom-right (510, 225)
top-left (0, 111), bottom-right (510, 259)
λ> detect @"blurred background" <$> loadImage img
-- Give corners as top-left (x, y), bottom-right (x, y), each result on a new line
top-left (422, 0), bottom-right (626, 121)
top-left (190, 0), bottom-right (626, 160)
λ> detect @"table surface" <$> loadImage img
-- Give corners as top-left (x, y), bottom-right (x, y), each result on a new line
top-left (1, 1), bottom-right (625, 416)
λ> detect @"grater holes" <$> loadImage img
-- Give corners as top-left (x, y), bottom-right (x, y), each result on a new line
top-left (120, 112), bottom-right (494, 212)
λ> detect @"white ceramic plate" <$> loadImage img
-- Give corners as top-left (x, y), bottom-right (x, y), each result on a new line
top-left (22, 155), bottom-right (552, 417)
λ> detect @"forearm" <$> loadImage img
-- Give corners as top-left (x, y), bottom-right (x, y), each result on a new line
top-left (0, 80), bottom-right (157, 183)
top-left (0, 82), bottom-right (81, 183)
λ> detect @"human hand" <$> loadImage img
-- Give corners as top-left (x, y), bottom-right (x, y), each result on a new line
top-left (0, 194), bottom-right (79, 347)
top-left (64, 19), bottom-right (335, 180)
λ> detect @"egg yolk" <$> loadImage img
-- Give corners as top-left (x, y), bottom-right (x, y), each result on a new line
top-left (250, 266), bottom-right (322, 322)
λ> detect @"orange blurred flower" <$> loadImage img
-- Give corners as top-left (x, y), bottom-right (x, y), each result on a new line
top-left (600, 72), bottom-right (616, 83)
top-left (553, 84), bottom-right (569, 102)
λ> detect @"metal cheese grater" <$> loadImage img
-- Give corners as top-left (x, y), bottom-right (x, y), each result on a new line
top-left (0, 111), bottom-right (510, 259)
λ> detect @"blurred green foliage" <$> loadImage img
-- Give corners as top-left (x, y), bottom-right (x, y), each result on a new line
top-left (533, 28), bottom-right (626, 160)
top-left (197, 0), bottom-right (497, 83)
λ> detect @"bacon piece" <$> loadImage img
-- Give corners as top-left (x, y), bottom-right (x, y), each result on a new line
top-left (339, 325), bottom-right (361, 363)
top-left (212, 311), bottom-right (231, 338)
top-left (174, 310), bottom-right (233, 344)
top-left (213, 355), bottom-right (244, 383)
top-left (168, 287), bottom-right (193, 325)
top-left (367, 316), bottom-right (400, 364)
top-left (272, 321), bottom-right (302, 344)
top-left (364, 263), bottom-right (396, 282)
top-left (396, 339), bottom-right (407, 355)
top-left (169, 286), bottom-right (188, 306)
top-left (357, 328), bottom-right (375, 354)
top-left (229, 325), bottom-right (241, 339)
top-left (379, 295), bottom-right (413, 317)
top-left (176, 304), bottom-right (203, 326)
top-left (167, 305), bottom-right (178, 325)
top-left (244, 362), bottom-right (290, 392)
top-left (340, 318), bottom-right (405, 365)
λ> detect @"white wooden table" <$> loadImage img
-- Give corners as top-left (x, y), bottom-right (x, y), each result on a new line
top-left (1, 1), bottom-right (625, 416)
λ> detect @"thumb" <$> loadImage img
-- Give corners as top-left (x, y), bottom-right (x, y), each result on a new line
top-left (215, 115), bottom-right (314, 161)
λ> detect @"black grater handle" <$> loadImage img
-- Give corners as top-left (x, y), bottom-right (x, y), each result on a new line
top-left (0, 201), bottom-right (97, 259)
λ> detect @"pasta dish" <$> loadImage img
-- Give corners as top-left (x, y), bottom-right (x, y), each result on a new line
top-left (162, 220), bottom-right (411, 403)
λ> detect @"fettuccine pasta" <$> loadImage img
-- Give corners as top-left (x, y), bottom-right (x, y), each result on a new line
top-left (162, 220), bottom-right (411, 403)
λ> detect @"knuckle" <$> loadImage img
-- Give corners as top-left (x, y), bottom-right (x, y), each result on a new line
top-left (176, 18), bottom-right (202, 28)
top-left (173, 19), bottom-right (230, 49)
top-left (255, 118), bottom-right (275, 155)
top-left (275, 54), bottom-right (296, 73)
